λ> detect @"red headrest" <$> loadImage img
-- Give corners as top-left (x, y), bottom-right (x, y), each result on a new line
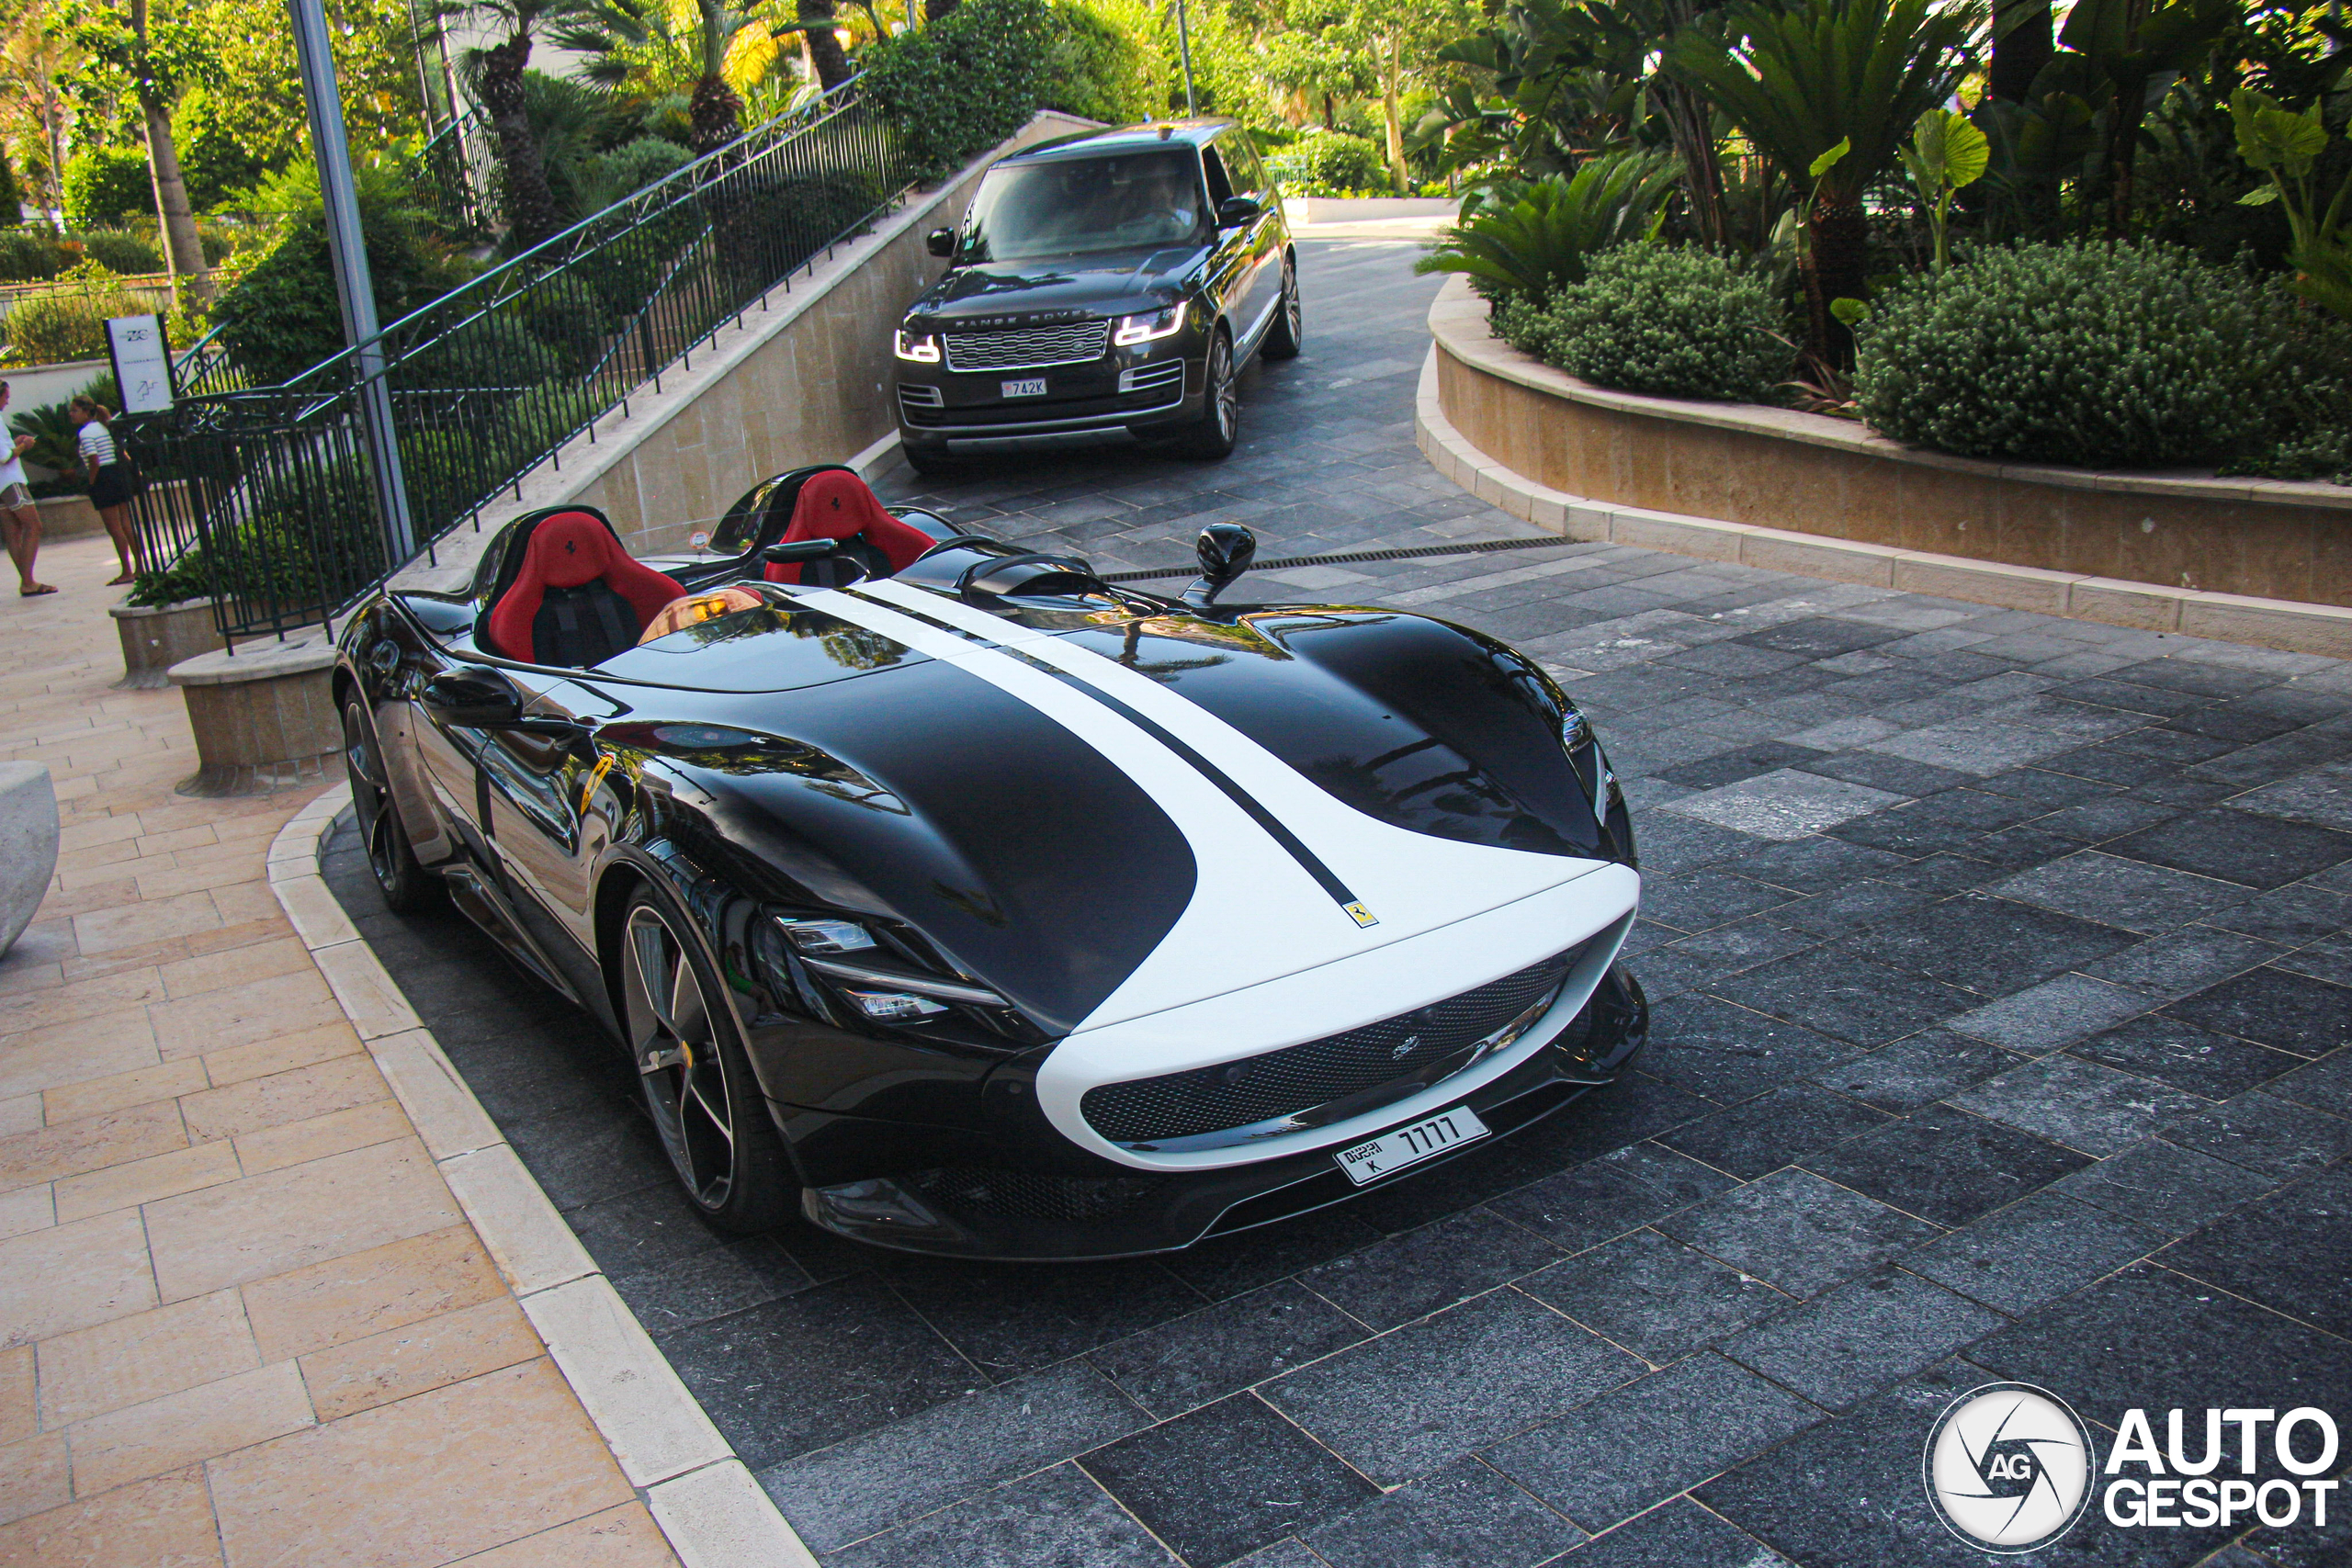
top-left (485, 510), bottom-right (684, 663)
top-left (764, 472), bottom-right (939, 585)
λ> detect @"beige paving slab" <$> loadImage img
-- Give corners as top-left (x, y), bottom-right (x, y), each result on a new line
top-left (0, 1100), bottom-right (187, 1192)
top-left (180, 1054), bottom-right (390, 1145)
top-left (0, 1008), bottom-right (161, 1102)
top-left (145, 1136), bottom-right (462, 1303)
top-left (149, 967), bottom-right (343, 1061)
top-left (0, 1098), bottom-right (40, 1138)
top-left (449, 1503), bottom-right (677, 1567)
top-left (0, 1465), bottom-right (222, 1568)
top-left (299, 1293), bottom-right (543, 1422)
top-left (207, 1359), bottom-right (633, 1568)
top-left (70, 892), bottom-right (221, 958)
top-left (52, 1139), bottom-right (240, 1224)
top-left (241, 1224), bottom-right (508, 1363)
top-left (37, 1291), bottom-right (260, 1427)
top-left (42, 1057), bottom-right (209, 1124)
top-left (0, 1348), bottom-right (30, 1445)
top-left (0, 1433), bottom-right (73, 1529)
top-left (155, 937), bottom-right (311, 1002)
top-left (234, 1100), bottom-right (413, 1177)
top-left (201, 1020), bottom-right (363, 1088)
top-left (0, 1186), bottom-right (53, 1240)
top-left (0, 1208), bottom-right (158, 1348)
top-left (66, 1360), bottom-right (313, 1494)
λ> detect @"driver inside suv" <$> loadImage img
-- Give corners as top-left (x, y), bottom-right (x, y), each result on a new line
top-left (965, 149), bottom-right (1204, 261)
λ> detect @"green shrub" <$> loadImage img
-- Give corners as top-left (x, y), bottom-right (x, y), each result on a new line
top-left (174, 88), bottom-right (274, 212)
top-left (862, 0), bottom-right (1054, 176)
top-left (2, 267), bottom-right (144, 365)
top-left (1284, 132), bottom-right (1385, 195)
top-left (1045, 0), bottom-right (1161, 126)
top-left (0, 230), bottom-right (63, 282)
top-left (77, 230), bottom-right (162, 275)
top-left (126, 546), bottom-right (214, 607)
top-left (1517, 245), bottom-right (1792, 402)
top-left (1853, 241), bottom-right (2328, 469)
top-left (62, 147), bottom-right (150, 230)
top-left (573, 138), bottom-right (693, 216)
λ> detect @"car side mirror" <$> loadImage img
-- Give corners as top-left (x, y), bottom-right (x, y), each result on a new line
top-left (763, 538), bottom-right (843, 565)
top-left (421, 668), bottom-right (524, 728)
top-left (1216, 196), bottom-right (1262, 229)
top-left (926, 227), bottom-right (956, 258)
top-left (1186, 522), bottom-right (1257, 606)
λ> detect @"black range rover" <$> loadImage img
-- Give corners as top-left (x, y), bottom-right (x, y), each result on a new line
top-left (891, 118), bottom-right (1300, 472)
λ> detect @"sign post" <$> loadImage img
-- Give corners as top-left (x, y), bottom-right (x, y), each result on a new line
top-left (104, 315), bottom-right (175, 413)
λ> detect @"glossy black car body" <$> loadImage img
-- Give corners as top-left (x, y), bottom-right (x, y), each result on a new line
top-left (335, 489), bottom-right (1645, 1259)
top-left (891, 119), bottom-right (1299, 468)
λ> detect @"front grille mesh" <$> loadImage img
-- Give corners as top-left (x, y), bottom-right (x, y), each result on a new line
top-left (1081, 948), bottom-right (1579, 1145)
top-left (944, 321), bottom-right (1110, 371)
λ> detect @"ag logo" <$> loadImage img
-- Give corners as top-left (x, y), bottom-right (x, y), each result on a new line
top-left (1925, 1382), bottom-right (2096, 1553)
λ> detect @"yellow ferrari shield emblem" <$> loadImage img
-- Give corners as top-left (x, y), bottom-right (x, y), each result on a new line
top-left (1344, 901), bottom-right (1379, 928)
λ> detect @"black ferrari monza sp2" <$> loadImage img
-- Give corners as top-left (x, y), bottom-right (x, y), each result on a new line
top-left (335, 466), bottom-right (1647, 1259)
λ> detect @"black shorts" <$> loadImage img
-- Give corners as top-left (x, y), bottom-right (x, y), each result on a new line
top-left (88, 463), bottom-right (135, 510)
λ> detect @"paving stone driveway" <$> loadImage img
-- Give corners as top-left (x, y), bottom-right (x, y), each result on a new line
top-left (330, 240), bottom-right (2352, 1568)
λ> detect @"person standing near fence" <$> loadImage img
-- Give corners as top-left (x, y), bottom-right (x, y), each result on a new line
top-left (71, 396), bottom-right (141, 586)
top-left (0, 381), bottom-right (52, 597)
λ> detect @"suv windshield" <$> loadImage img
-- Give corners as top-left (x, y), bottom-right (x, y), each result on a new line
top-left (960, 149), bottom-right (1204, 263)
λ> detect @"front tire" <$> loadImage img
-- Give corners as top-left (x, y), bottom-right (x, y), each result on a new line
top-left (1184, 328), bottom-right (1239, 458)
top-left (342, 698), bottom-right (439, 915)
top-left (1261, 257), bottom-right (1303, 361)
top-left (618, 889), bottom-right (795, 1232)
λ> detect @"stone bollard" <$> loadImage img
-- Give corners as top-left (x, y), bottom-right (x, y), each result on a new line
top-left (166, 633), bottom-right (342, 797)
top-left (0, 762), bottom-right (60, 957)
top-left (111, 596), bottom-right (230, 689)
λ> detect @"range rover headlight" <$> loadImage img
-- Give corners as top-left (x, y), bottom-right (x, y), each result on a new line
top-left (1114, 302), bottom-right (1187, 346)
top-left (895, 328), bottom-right (942, 363)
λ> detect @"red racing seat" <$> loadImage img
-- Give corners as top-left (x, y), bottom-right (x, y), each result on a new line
top-left (763, 470), bottom-right (939, 587)
top-left (484, 511), bottom-right (684, 666)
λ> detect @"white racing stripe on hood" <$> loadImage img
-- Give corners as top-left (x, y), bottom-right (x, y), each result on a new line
top-left (836, 578), bottom-right (1633, 1038)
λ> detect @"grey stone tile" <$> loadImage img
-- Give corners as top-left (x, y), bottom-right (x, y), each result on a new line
top-left (2159, 1091), bottom-right (2352, 1177)
top-left (1088, 1281), bottom-right (1368, 1419)
top-left (1486, 1141), bottom-right (1739, 1255)
top-left (1940, 974), bottom-right (2157, 1054)
top-left (1656, 1083), bottom-right (1894, 1180)
top-left (1653, 920), bottom-right (1820, 986)
top-left (2106, 807), bottom-right (2352, 890)
top-left (2072, 1014), bottom-right (2305, 1100)
top-left (2024, 795), bottom-right (2183, 843)
top-left (1159, 1208), bottom-right (1384, 1302)
top-left (1221, 1542), bottom-right (1328, 1568)
top-left (1302, 1457), bottom-right (1585, 1568)
top-left (1766, 879), bottom-right (1940, 940)
top-left (2229, 760), bottom-right (2352, 831)
top-left (1261, 1288), bottom-right (1645, 1485)
top-left (820, 1463), bottom-right (1178, 1568)
top-left (1080, 1394), bottom-right (1376, 1567)
top-left (1638, 993), bottom-right (1862, 1103)
top-left (2269, 1047), bottom-right (2352, 1117)
top-left (1904, 1190), bottom-right (2167, 1314)
top-left (1519, 1227), bottom-right (1792, 1365)
top-left (1721, 1268), bottom-right (2002, 1411)
top-left (762, 1363), bottom-right (1149, 1551)
top-left (1655, 1169), bottom-right (1943, 1298)
top-left (1992, 852), bottom-right (2248, 933)
top-left (1723, 837), bottom-right (1913, 894)
top-left (1706, 947), bottom-right (1979, 1048)
top-left (2054, 1137), bottom-right (2278, 1234)
top-left (1811, 1030), bottom-right (2029, 1113)
top-left (1657, 770), bottom-right (1906, 842)
top-left (1487, 1354), bottom-right (1822, 1531)
top-left (609, 1236), bottom-right (816, 1335)
top-left (1637, 871), bottom-right (1801, 935)
top-left (1298, 1209), bottom-right (1562, 1333)
top-left (2160, 965), bottom-right (2352, 1057)
top-left (2199, 882), bottom-right (2352, 947)
top-left (2157, 1163), bottom-right (2352, 1338)
top-left (875, 1258), bottom-right (1207, 1380)
top-left (2080, 927), bottom-right (2288, 998)
top-left (1845, 894), bottom-right (2138, 998)
top-left (1950, 1053), bottom-right (2209, 1156)
top-left (1559, 1498), bottom-right (1792, 1568)
top-left (1800, 1102), bottom-right (2089, 1225)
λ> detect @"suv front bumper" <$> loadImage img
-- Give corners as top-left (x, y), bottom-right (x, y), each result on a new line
top-left (895, 347), bottom-right (1204, 455)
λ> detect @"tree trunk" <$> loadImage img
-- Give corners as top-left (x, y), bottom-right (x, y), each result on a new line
top-left (1382, 33), bottom-right (1406, 194)
top-left (1805, 191), bottom-right (1869, 366)
top-left (128, 0), bottom-right (211, 303)
top-left (477, 32), bottom-right (564, 249)
top-left (1988, 0), bottom-right (2053, 104)
top-left (688, 74), bottom-right (744, 157)
top-left (1322, 93), bottom-right (1336, 130)
top-left (801, 0), bottom-right (854, 90)
top-left (925, 0), bottom-right (956, 17)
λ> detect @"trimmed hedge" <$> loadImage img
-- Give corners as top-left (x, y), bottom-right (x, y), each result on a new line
top-left (861, 0), bottom-right (1054, 177)
top-left (1514, 244), bottom-right (1790, 402)
top-left (62, 147), bottom-right (150, 230)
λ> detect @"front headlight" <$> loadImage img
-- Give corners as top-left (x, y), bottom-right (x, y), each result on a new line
top-left (895, 328), bottom-right (942, 363)
top-left (1114, 302), bottom-right (1187, 346)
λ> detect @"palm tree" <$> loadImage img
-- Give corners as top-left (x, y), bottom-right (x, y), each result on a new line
top-left (558, 0), bottom-right (784, 155)
top-left (449, 0), bottom-right (600, 249)
top-left (1667, 0), bottom-right (1975, 358)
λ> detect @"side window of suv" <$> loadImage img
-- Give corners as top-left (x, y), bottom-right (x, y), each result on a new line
top-left (1227, 136), bottom-right (1271, 197)
top-left (1202, 145), bottom-right (1235, 208)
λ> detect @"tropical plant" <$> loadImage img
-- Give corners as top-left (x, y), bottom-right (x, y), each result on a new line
top-left (1665, 0), bottom-right (1977, 357)
top-left (1415, 149), bottom-right (1679, 305)
top-left (1900, 107), bottom-right (1989, 272)
top-left (2232, 85), bottom-right (2352, 319)
top-left (1514, 243), bottom-right (1792, 400)
top-left (445, 0), bottom-right (603, 249)
top-left (554, 0), bottom-right (790, 156)
top-left (1852, 239), bottom-right (2340, 469)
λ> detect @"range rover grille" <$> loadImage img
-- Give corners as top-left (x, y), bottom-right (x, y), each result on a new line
top-left (1080, 946), bottom-right (1582, 1146)
top-left (944, 321), bottom-right (1111, 372)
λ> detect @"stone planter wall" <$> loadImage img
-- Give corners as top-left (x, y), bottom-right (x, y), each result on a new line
top-left (112, 595), bottom-right (228, 687)
top-left (167, 636), bottom-right (340, 796)
top-left (1428, 277), bottom-right (2352, 607)
top-left (35, 492), bottom-right (100, 541)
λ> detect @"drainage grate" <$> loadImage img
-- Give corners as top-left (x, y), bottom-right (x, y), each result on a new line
top-left (1100, 533), bottom-right (1577, 583)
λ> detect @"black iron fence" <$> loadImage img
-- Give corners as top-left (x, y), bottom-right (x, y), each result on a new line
top-left (122, 79), bottom-right (910, 642)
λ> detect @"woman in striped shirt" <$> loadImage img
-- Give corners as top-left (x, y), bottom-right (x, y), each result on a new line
top-left (71, 397), bottom-right (141, 585)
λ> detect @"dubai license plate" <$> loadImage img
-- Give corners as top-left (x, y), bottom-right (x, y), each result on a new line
top-left (1001, 378), bottom-right (1047, 398)
top-left (1335, 1106), bottom-right (1489, 1185)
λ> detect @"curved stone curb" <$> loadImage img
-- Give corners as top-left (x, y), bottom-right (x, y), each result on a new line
top-left (267, 786), bottom-right (816, 1568)
top-left (1412, 346), bottom-right (2352, 660)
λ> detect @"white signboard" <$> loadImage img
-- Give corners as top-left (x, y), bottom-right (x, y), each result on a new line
top-left (105, 315), bottom-right (174, 413)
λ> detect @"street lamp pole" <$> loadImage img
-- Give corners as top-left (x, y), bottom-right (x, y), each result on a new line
top-left (1174, 0), bottom-right (1196, 117)
top-left (287, 0), bottom-right (418, 566)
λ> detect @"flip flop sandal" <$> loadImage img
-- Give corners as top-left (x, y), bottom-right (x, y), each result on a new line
top-left (19, 584), bottom-right (57, 596)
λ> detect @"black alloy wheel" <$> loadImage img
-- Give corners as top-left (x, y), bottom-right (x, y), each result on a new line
top-left (1186, 328), bottom-right (1239, 458)
top-left (619, 891), bottom-right (794, 1231)
top-left (1261, 256), bottom-right (1303, 360)
top-left (341, 698), bottom-right (438, 914)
